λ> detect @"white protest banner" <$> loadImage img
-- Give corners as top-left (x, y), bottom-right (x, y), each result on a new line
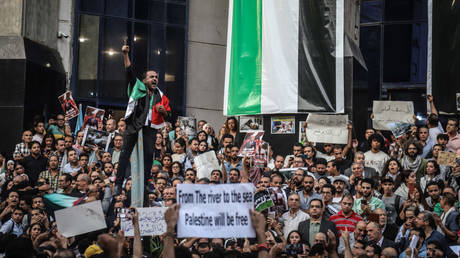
top-left (177, 183), bottom-right (255, 238)
top-left (121, 207), bottom-right (167, 237)
top-left (372, 101), bottom-right (414, 130)
top-left (194, 151), bottom-right (220, 179)
top-left (306, 114), bottom-right (348, 144)
top-left (55, 201), bottom-right (107, 237)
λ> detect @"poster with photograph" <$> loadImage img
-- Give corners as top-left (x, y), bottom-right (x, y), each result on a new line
top-left (179, 116), bottom-right (197, 137)
top-left (82, 127), bottom-right (112, 151)
top-left (386, 122), bottom-right (411, 139)
top-left (299, 121), bottom-right (307, 143)
top-left (438, 151), bottom-right (456, 166)
top-left (253, 141), bottom-right (269, 168)
top-left (239, 116), bottom-right (264, 132)
top-left (271, 116), bottom-right (295, 134)
top-left (83, 106), bottom-right (105, 130)
top-left (58, 91), bottom-right (79, 119)
top-left (238, 131), bottom-right (264, 157)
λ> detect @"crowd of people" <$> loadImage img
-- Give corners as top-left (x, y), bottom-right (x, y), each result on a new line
top-left (0, 94), bottom-right (459, 258)
top-left (1, 43), bottom-right (460, 257)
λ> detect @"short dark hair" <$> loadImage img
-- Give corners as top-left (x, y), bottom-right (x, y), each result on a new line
top-left (309, 198), bottom-right (323, 208)
top-left (447, 118), bottom-right (458, 127)
top-left (436, 133), bottom-right (449, 141)
top-left (315, 158), bottom-right (327, 166)
top-left (442, 192), bottom-right (456, 206)
top-left (222, 134), bottom-right (234, 141)
top-left (321, 184), bottom-right (336, 195)
top-left (361, 178), bottom-right (374, 189)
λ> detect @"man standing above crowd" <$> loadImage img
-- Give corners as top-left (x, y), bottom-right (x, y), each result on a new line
top-left (116, 40), bottom-right (171, 192)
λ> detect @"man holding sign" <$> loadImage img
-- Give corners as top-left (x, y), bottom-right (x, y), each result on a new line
top-left (116, 40), bottom-right (171, 191)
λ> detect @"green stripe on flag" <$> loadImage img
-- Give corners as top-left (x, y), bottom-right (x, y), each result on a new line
top-left (227, 0), bottom-right (262, 115)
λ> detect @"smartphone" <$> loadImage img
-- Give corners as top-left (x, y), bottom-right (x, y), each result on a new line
top-left (48, 224), bottom-right (57, 233)
top-left (361, 200), bottom-right (367, 205)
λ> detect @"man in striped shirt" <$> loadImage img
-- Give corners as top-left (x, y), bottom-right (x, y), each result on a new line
top-left (329, 193), bottom-right (363, 236)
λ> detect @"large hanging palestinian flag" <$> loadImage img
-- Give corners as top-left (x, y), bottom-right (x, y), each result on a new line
top-left (223, 0), bottom-right (345, 116)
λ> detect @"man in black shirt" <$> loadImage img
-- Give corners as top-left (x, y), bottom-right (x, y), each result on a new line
top-left (116, 40), bottom-right (171, 192)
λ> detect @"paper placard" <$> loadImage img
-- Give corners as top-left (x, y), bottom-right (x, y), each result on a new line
top-left (239, 116), bottom-right (264, 132)
top-left (271, 116), bottom-right (295, 134)
top-left (372, 101), bottom-right (414, 130)
top-left (254, 190), bottom-right (274, 212)
top-left (177, 183), bottom-right (255, 238)
top-left (58, 91), bottom-right (79, 119)
top-left (437, 151), bottom-right (456, 166)
top-left (82, 127), bottom-right (112, 152)
top-left (306, 114), bottom-right (348, 144)
top-left (55, 201), bottom-right (107, 237)
top-left (238, 131), bottom-right (264, 157)
top-left (83, 106), bottom-right (105, 130)
top-left (194, 151), bottom-right (221, 179)
top-left (386, 122), bottom-right (411, 138)
top-left (121, 207), bottom-right (167, 237)
top-left (179, 116), bottom-right (197, 137)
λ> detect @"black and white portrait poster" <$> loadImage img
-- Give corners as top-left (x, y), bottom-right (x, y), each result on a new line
top-left (179, 116), bottom-right (197, 137)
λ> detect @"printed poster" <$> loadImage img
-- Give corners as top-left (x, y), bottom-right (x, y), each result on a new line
top-left (239, 116), bottom-right (264, 132)
top-left (271, 116), bottom-right (295, 134)
top-left (58, 91), bottom-right (79, 119)
top-left (83, 106), bottom-right (105, 130)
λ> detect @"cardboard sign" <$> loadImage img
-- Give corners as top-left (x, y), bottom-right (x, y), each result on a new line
top-left (55, 201), bottom-right (107, 237)
top-left (194, 151), bottom-right (221, 179)
top-left (58, 91), bottom-right (79, 119)
top-left (306, 114), bottom-right (348, 144)
top-left (437, 151), bottom-right (456, 166)
top-left (121, 207), bottom-right (167, 237)
top-left (177, 183), bottom-right (255, 238)
top-left (372, 101), bottom-right (414, 130)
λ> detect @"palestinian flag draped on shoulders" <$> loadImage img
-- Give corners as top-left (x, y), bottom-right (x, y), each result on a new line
top-left (224, 0), bottom-right (345, 116)
top-left (125, 78), bottom-right (171, 129)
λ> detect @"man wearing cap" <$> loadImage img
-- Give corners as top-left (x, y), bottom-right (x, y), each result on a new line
top-left (332, 175), bottom-right (349, 209)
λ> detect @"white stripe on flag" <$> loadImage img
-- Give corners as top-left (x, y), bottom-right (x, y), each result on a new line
top-left (261, 0), bottom-right (299, 114)
top-left (336, 0), bottom-right (345, 113)
top-left (223, 0), bottom-right (234, 116)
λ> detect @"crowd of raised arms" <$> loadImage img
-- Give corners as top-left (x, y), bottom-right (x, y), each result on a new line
top-left (0, 94), bottom-right (460, 258)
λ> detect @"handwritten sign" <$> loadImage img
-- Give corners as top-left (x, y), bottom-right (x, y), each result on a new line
top-left (194, 151), bottom-right (221, 179)
top-left (306, 114), bottom-right (348, 144)
top-left (437, 151), bottom-right (456, 166)
top-left (55, 201), bottom-right (107, 237)
top-left (372, 101), bottom-right (414, 130)
top-left (177, 183), bottom-right (255, 238)
top-left (121, 207), bottom-right (167, 237)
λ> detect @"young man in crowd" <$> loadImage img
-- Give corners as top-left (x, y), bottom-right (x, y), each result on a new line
top-left (364, 134), bottom-right (389, 175)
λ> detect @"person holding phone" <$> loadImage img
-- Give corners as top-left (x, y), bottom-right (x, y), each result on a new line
top-left (116, 39), bottom-right (171, 193)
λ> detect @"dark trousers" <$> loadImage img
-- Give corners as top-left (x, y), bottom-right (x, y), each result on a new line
top-left (116, 126), bottom-right (156, 186)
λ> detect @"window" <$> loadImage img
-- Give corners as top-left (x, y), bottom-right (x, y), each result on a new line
top-left (356, 0), bottom-right (428, 100)
top-left (72, 0), bottom-right (187, 116)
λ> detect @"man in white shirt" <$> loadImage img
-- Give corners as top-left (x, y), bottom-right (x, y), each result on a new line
top-left (364, 134), bottom-right (389, 176)
top-left (280, 193), bottom-right (310, 238)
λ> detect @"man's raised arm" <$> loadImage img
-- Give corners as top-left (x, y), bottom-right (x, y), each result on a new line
top-left (122, 39), bottom-right (131, 68)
